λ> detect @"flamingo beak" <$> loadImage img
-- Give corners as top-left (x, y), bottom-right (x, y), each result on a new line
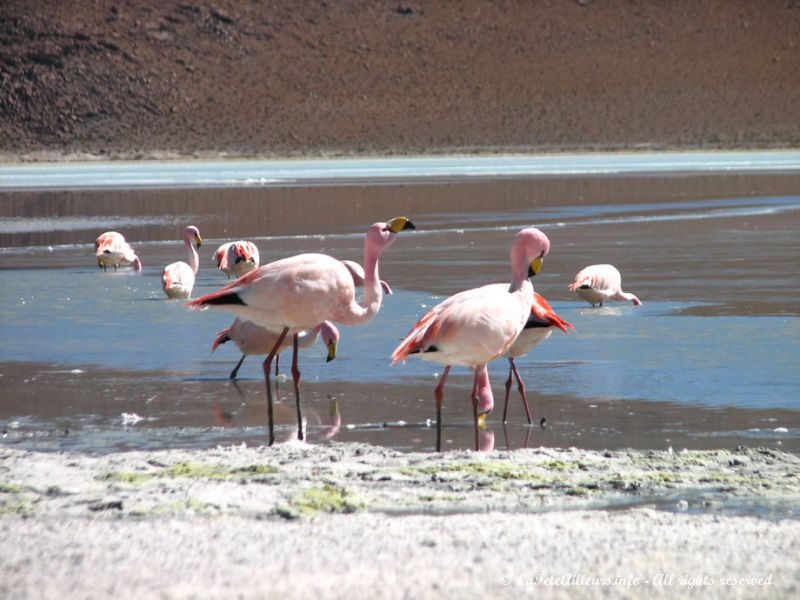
top-left (528, 256), bottom-right (543, 278)
top-left (387, 216), bottom-right (416, 233)
top-left (477, 412), bottom-right (488, 430)
top-left (195, 235), bottom-right (203, 249)
top-left (326, 340), bottom-right (338, 362)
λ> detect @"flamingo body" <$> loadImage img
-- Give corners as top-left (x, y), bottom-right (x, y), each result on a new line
top-left (188, 216), bottom-right (415, 444)
top-left (213, 240), bottom-right (260, 279)
top-left (212, 318), bottom-right (339, 379)
top-left (94, 231), bottom-right (142, 271)
top-left (569, 264), bottom-right (641, 307)
top-left (391, 227), bottom-right (551, 451)
top-left (162, 225), bottom-right (203, 299)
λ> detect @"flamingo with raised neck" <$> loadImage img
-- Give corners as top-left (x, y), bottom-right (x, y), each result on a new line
top-left (162, 225), bottom-right (203, 299)
top-left (392, 227), bottom-right (550, 452)
top-left (188, 216), bottom-right (415, 444)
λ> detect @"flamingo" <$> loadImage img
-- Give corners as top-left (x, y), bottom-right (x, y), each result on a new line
top-left (211, 260), bottom-right (389, 379)
top-left (391, 227), bottom-right (551, 452)
top-left (212, 318), bottom-right (340, 380)
top-left (188, 216), bottom-right (415, 445)
top-left (502, 292), bottom-right (574, 423)
top-left (94, 231), bottom-right (142, 271)
top-left (213, 240), bottom-right (260, 279)
top-left (162, 225), bottom-right (203, 299)
top-left (569, 264), bottom-right (641, 307)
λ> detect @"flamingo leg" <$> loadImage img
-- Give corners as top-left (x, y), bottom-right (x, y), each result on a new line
top-left (274, 353), bottom-right (280, 377)
top-left (262, 327), bottom-right (289, 446)
top-left (502, 360), bottom-right (513, 423)
top-left (291, 333), bottom-right (303, 441)
top-left (229, 354), bottom-right (246, 380)
top-left (509, 357), bottom-right (533, 424)
top-left (434, 366), bottom-right (451, 452)
top-left (471, 371), bottom-right (480, 452)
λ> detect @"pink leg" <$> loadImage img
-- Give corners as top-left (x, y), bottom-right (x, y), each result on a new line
top-left (509, 357), bottom-right (533, 424)
top-left (434, 366), bottom-right (451, 452)
top-left (262, 327), bottom-right (289, 446)
top-left (291, 333), bottom-right (303, 441)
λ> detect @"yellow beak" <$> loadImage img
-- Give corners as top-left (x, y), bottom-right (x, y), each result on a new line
top-left (326, 340), bottom-right (337, 362)
top-left (529, 256), bottom-right (543, 277)
top-left (387, 216), bottom-right (416, 233)
top-left (477, 412), bottom-right (488, 430)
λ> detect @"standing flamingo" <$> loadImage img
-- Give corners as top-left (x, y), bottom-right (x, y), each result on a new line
top-left (569, 264), bottom-right (641, 307)
top-left (162, 225), bottom-right (203, 299)
top-left (391, 227), bottom-right (551, 452)
top-left (212, 260), bottom-right (389, 379)
top-left (212, 318), bottom-right (340, 380)
top-left (213, 241), bottom-right (260, 279)
top-left (188, 216), bottom-right (415, 445)
top-left (94, 231), bottom-right (142, 271)
top-left (502, 292), bottom-right (574, 423)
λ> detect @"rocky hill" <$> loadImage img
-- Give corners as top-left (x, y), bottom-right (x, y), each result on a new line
top-left (2, 0), bottom-right (799, 159)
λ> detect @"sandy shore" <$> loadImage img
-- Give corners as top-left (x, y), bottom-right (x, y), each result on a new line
top-left (1, 442), bottom-right (798, 598)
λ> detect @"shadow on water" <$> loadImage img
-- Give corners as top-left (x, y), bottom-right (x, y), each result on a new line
top-left (1, 170), bottom-right (799, 458)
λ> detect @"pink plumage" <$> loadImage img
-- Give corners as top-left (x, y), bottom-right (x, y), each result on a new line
top-left (188, 216), bottom-right (415, 445)
top-left (569, 263), bottom-right (642, 307)
top-left (162, 225), bottom-right (203, 299)
top-left (213, 240), bottom-right (260, 279)
top-left (94, 231), bottom-right (142, 271)
top-left (391, 227), bottom-right (551, 451)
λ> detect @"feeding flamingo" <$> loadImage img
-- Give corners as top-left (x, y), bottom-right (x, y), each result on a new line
top-left (502, 292), bottom-right (574, 423)
top-left (391, 227), bottom-right (551, 452)
top-left (213, 240), bottom-right (260, 279)
top-left (569, 264), bottom-right (641, 307)
top-left (94, 231), bottom-right (142, 271)
top-left (162, 225), bottom-right (203, 299)
top-left (212, 318), bottom-right (340, 380)
top-left (211, 260), bottom-right (389, 379)
top-left (188, 216), bottom-right (415, 445)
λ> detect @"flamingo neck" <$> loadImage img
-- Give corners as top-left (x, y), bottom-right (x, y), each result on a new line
top-left (339, 240), bottom-right (384, 326)
top-left (186, 238), bottom-right (199, 274)
top-left (621, 292), bottom-right (642, 306)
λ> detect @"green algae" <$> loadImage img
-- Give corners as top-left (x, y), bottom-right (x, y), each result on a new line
top-left (283, 484), bottom-right (364, 517)
top-left (100, 462), bottom-right (279, 483)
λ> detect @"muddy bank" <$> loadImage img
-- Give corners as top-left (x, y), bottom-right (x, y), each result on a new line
top-left (2, 1), bottom-right (800, 159)
top-left (1, 443), bottom-right (798, 598)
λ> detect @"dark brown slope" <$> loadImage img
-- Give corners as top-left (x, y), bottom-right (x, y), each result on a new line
top-left (1, 0), bottom-right (799, 158)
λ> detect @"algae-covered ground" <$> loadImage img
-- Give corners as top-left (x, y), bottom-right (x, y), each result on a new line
top-left (1, 443), bottom-right (798, 598)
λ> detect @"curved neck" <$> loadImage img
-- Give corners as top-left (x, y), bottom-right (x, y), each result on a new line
top-left (338, 239), bottom-right (384, 326)
top-left (185, 238), bottom-right (199, 274)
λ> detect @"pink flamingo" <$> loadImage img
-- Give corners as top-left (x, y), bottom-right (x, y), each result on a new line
top-left (94, 231), bottom-right (142, 271)
top-left (212, 260), bottom-right (390, 379)
top-left (162, 225), bottom-right (203, 299)
top-left (391, 227), bottom-right (551, 452)
top-left (212, 318), bottom-right (340, 380)
top-left (569, 264), bottom-right (641, 307)
top-left (213, 241), bottom-right (260, 279)
top-left (188, 216), bottom-right (415, 445)
top-left (502, 292), bottom-right (574, 423)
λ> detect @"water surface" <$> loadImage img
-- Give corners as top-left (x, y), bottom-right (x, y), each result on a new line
top-left (1, 161), bottom-right (798, 455)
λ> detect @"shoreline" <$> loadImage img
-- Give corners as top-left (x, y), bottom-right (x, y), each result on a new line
top-left (1, 442), bottom-right (798, 598)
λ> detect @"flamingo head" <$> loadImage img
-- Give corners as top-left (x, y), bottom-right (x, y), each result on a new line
top-left (510, 227), bottom-right (550, 284)
top-left (320, 321), bottom-right (341, 362)
top-left (184, 226), bottom-right (203, 248)
top-left (367, 216), bottom-right (415, 253)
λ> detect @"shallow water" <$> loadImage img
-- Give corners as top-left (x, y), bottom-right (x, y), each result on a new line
top-left (1, 163), bottom-right (799, 455)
